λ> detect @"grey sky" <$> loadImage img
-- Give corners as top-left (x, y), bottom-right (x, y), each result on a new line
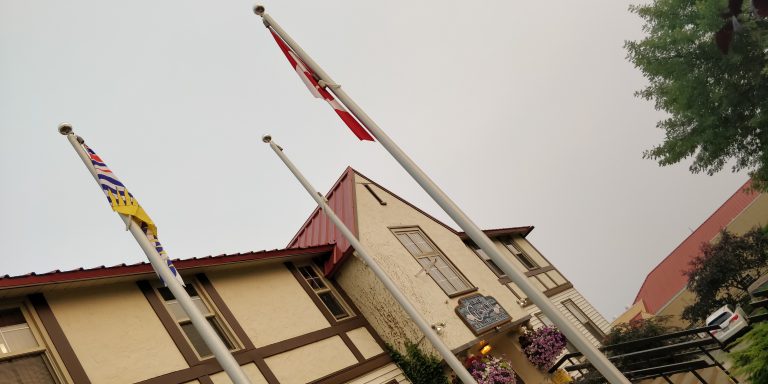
top-left (0, 0), bottom-right (748, 320)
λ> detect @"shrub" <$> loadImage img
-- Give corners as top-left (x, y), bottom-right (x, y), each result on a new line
top-left (730, 322), bottom-right (768, 383)
top-left (388, 342), bottom-right (449, 384)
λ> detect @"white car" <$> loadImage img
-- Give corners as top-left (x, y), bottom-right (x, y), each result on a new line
top-left (706, 305), bottom-right (749, 344)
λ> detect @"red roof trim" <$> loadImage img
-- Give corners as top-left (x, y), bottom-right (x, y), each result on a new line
top-left (0, 245), bottom-right (335, 290)
top-left (287, 167), bottom-right (357, 248)
top-left (633, 179), bottom-right (760, 313)
top-left (288, 167), bottom-right (535, 277)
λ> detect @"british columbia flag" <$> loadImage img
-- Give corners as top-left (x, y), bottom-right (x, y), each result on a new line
top-left (84, 144), bottom-right (185, 287)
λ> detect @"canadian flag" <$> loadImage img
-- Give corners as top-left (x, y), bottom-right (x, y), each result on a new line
top-left (269, 28), bottom-right (375, 141)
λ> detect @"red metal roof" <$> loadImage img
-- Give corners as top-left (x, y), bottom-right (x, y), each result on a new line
top-left (287, 167), bottom-right (534, 276)
top-left (634, 179), bottom-right (761, 314)
top-left (287, 168), bottom-right (359, 275)
top-left (0, 245), bottom-right (334, 290)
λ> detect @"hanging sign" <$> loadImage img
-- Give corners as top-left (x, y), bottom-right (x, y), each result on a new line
top-left (455, 294), bottom-right (511, 335)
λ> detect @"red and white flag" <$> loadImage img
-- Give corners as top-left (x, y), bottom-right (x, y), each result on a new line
top-left (269, 28), bottom-right (375, 141)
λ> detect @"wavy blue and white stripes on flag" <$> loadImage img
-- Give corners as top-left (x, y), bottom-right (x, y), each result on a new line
top-left (84, 143), bottom-right (185, 287)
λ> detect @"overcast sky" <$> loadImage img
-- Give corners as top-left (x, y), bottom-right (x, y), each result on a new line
top-left (0, 0), bottom-right (749, 320)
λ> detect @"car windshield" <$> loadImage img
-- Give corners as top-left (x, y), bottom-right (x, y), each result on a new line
top-left (708, 312), bottom-right (731, 326)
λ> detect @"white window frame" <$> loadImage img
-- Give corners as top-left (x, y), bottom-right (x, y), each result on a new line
top-left (503, 238), bottom-right (539, 270)
top-left (296, 263), bottom-right (354, 321)
top-left (393, 227), bottom-right (474, 297)
top-left (468, 242), bottom-right (506, 277)
top-left (0, 303), bottom-right (62, 383)
top-left (155, 281), bottom-right (239, 360)
top-left (562, 299), bottom-right (605, 341)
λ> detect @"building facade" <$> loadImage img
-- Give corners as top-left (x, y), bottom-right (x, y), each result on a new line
top-left (0, 168), bottom-right (610, 383)
top-left (621, 180), bottom-right (768, 328)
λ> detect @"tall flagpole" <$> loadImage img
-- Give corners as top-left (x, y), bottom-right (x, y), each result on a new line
top-left (262, 135), bottom-right (478, 384)
top-left (254, 7), bottom-right (630, 384)
top-left (59, 125), bottom-right (253, 384)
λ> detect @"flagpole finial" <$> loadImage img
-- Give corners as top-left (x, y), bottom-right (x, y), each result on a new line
top-left (261, 134), bottom-right (272, 143)
top-left (253, 5), bottom-right (265, 16)
top-left (58, 123), bottom-right (73, 135)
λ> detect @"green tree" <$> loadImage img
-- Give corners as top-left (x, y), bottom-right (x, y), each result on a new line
top-left (576, 317), bottom-right (684, 383)
top-left (625, 0), bottom-right (768, 190)
top-left (730, 322), bottom-right (768, 383)
top-left (683, 227), bottom-right (768, 323)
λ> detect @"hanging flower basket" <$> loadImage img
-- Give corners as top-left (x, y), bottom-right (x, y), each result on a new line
top-left (455, 355), bottom-right (517, 384)
top-left (518, 326), bottom-right (567, 370)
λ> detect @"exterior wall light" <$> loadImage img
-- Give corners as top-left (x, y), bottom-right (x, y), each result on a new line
top-left (431, 322), bottom-right (446, 334)
top-left (480, 344), bottom-right (493, 355)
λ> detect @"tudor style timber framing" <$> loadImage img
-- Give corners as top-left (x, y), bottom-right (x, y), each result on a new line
top-left (28, 293), bottom-right (92, 384)
top-left (137, 265), bottom-right (392, 384)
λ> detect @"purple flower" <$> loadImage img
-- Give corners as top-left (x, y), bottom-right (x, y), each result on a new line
top-left (462, 356), bottom-right (517, 384)
top-left (519, 326), bottom-right (568, 370)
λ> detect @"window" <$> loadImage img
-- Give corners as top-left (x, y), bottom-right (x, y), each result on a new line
top-left (468, 242), bottom-right (505, 277)
top-left (0, 307), bottom-right (58, 383)
top-left (535, 312), bottom-right (554, 327)
top-left (394, 228), bottom-right (473, 296)
top-left (157, 284), bottom-right (237, 359)
top-left (503, 239), bottom-right (538, 270)
top-left (297, 264), bottom-right (352, 321)
top-left (562, 300), bottom-right (605, 341)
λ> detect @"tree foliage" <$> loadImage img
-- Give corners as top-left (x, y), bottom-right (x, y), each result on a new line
top-left (730, 322), bottom-right (768, 383)
top-left (626, 0), bottom-right (768, 189)
top-left (576, 317), bottom-right (684, 383)
top-left (683, 227), bottom-right (768, 323)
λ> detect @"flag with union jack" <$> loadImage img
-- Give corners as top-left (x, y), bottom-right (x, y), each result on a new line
top-left (268, 27), bottom-right (375, 141)
top-left (84, 144), bottom-right (185, 286)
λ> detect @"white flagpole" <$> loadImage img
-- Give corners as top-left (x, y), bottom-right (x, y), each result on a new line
top-left (59, 125), bottom-right (253, 384)
top-left (255, 7), bottom-right (630, 384)
top-left (262, 135), bottom-right (478, 384)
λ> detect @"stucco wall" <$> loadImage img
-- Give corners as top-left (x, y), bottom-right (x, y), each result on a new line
top-left (206, 264), bottom-right (330, 347)
top-left (45, 282), bottom-right (189, 383)
top-left (655, 289), bottom-right (699, 328)
top-left (209, 363), bottom-right (268, 384)
top-left (346, 327), bottom-right (385, 359)
top-left (343, 174), bottom-right (529, 353)
top-left (725, 193), bottom-right (768, 234)
top-left (265, 335), bottom-right (358, 383)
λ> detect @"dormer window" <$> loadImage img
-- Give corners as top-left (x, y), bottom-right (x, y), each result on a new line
top-left (468, 242), bottom-right (505, 277)
top-left (503, 239), bottom-right (539, 270)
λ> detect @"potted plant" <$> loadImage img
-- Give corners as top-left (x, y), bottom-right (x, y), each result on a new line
top-left (519, 326), bottom-right (568, 370)
top-left (455, 354), bottom-right (517, 384)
